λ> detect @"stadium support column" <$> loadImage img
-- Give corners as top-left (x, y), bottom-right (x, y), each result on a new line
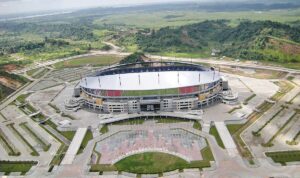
top-left (98, 77), bottom-right (101, 88)
top-left (138, 74), bottom-right (141, 85)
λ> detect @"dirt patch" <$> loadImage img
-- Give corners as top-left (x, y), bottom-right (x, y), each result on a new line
top-left (219, 66), bottom-right (287, 79)
top-left (0, 77), bottom-right (22, 90)
top-left (2, 64), bottom-right (18, 72)
top-left (269, 38), bottom-right (300, 55)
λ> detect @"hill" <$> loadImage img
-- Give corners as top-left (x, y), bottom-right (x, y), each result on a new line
top-left (136, 20), bottom-right (300, 65)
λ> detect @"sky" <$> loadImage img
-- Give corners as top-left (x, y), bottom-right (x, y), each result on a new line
top-left (0, 0), bottom-right (193, 15)
top-left (0, 0), bottom-right (252, 15)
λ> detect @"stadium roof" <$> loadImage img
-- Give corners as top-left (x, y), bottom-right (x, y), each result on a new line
top-left (80, 71), bottom-right (220, 91)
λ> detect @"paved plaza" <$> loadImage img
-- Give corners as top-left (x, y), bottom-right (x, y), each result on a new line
top-left (95, 128), bottom-right (206, 164)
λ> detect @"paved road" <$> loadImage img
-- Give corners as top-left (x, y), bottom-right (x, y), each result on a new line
top-left (12, 42), bottom-right (300, 75)
top-left (148, 54), bottom-right (300, 74)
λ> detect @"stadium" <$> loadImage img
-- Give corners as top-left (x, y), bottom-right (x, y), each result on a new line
top-left (72, 61), bottom-right (230, 113)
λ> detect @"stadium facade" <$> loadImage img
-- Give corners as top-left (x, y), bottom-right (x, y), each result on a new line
top-left (72, 62), bottom-right (234, 113)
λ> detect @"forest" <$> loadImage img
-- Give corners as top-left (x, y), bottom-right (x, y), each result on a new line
top-left (136, 20), bottom-right (300, 63)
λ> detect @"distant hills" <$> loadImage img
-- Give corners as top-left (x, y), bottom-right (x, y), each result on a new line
top-left (136, 20), bottom-right (300, 63)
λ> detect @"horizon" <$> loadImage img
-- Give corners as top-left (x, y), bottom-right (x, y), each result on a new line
top-left (0, 0), bottom-right (296, 15)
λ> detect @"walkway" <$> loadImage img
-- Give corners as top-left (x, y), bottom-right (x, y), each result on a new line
top-left (61, 128), bottom-right (87, 165)
top-left (214, 121), bottom-right (239, 157)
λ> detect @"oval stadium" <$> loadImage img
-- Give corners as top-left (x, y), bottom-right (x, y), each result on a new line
top-left (73, 62), bottom-right (230, 113)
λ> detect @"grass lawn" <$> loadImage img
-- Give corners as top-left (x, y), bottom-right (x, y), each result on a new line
top-left (113, 118), bottom-right (145, 125)
top-left (266, 151), bottom-right (300, 165)
top-left (77, 130), bottom-right (93, 154)
top-left (32, 68), bottom-right (49, 79)
top-left (243, 94), bottom-right (256, 105)
top-left (54, 55), bottom-right (123, 69)
top-left (0, 161), bottom-right (37, 175)
top-left (43, 120), bottom-right (75, 141)
top-left (15, 93), bottom-right (30, 104)
top-left (115, 152), bottom-right (189, 174)
top-left (193, 121), bottom-right (202, 131)
top-left (60, 131), bottom-right (76, 141)
top-left (100, 124), bottom-right (109, 134)
top-left (226, 124), bottom-right (245, 135)
top-left (209, 126), bottom-right (225, 149)
top-left (49, 144), bottom-right (68, 166)
top-left (155, 117), bottom-right (189, 123)
top-left (26, 68), bottom-right (40, 76)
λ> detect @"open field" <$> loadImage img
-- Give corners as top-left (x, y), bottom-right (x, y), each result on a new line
top-left (54, 55), bottom-right (123, 69)
top-left (94, 9), bottom-right (300, 28)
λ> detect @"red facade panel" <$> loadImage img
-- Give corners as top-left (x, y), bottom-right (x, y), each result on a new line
top-left (179, 86), bottom-right (195, 94)
top-left (107, 90), bottom-right (122, 97)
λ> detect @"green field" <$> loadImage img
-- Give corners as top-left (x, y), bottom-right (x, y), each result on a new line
top-left (94, 9), bottom-right (300, 28)
top-left (54, 55), bottom-right (123, 69)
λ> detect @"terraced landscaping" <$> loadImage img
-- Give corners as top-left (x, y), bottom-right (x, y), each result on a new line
top-left (231, 101), bottom-right (274, 162)
top-left (0, 128), bottom-right (20, 156)
top-left (266, 151), bottom-right (300, 165)
top-left (6, 123), bottom-right (39, 156)
top-left (262, 110), bottom-right (299, 147)
top-left (19, 122), bottom-right (51, 152)
top-left (271, 81), bottom-right (294, 101)
top-left (0, 161), bottom-right (37, 175)
top-left (252, 106), bottom-right (284, 137)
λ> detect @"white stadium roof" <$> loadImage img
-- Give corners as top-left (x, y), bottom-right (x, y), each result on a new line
top-left (80, 70), bottom-right (220, 91)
